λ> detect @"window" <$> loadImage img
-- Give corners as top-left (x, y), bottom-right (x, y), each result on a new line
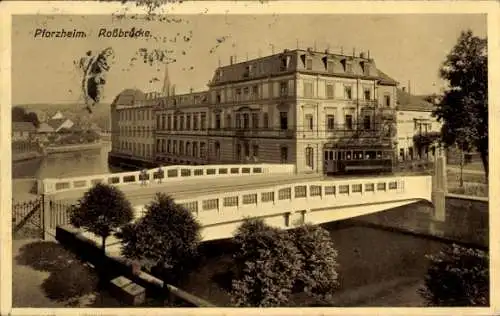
top-left (215, 142), bottom-right (221, 159)
top-left (173, 116), bottom-right (178, 130)
top-left (304, 82), bottom-right (313, 98)
top-left (363, 115), bottom-right (371, 130)
top-left (156, 115), bottom-right (161, 130)
top-left (156, 139), bottom-right (161, 152)
top-left (252, 113), bottom-right (259, 129)
top-left (236, 144), bottom-right (242, 160)
top-left (346, 62), bottom-right (353, 73)
top-left (243, 87), bottom-right (249, 100)
top-left (399, 148), bottom-right (405, 161)
top-left (280, 81), bottom-right (288, 96)
top-left (364, 88), bottom-right (371, 100)
top-left (345, 115), bottom-right (353, 129)
top-left (306, 58), bottom-right (313, 70)
top-left (409, 147), bottom-right (414, 160)
top-left (235, 88), bottom-right (241, 102)
top-left (180, 116), bottom-right (185, 130)
top-left (305, 147), bottom-right (314, 168)
top-left (179, 141), bottom-right (184, 155)
top-left (200, 113), bottom-right (206, 129)
top-left (186, 142), bottom-right (191, 156)
top-left (225, 114), bottom-right (231, 129)
top-left (243, 113), bottom-right (250, 129)
top-left (186, 114), bottom-right (191, 130)
top-left (215, 114), bottom-right (221, 129)
top-left (280, 146), bottom-right (288, 163)
top-left (236, 113), bottom-right (241, 129)
top-left (193, 114), bottom-right (198, 130)
top-left (344, 86), bottom-right (352, 100)
top-left (216, 93), bottom-right (221, 104)
top-left (253, 145), bottom-right (259, 158)
top-left (161, 114), bottom-right (167, 130)
top-left (167, 115), bottom-right (172, 130)
top-left (305, 114), bottom-right (313, 130)
top-left (280, 57), bottom-right (287, 71)
top-left (252, 85), bottom-right (259, 99)
top-left (327, 115), bottom-right (335, 130)
top-left (384, 95), bottom-right (391, 107)
top-left (200, 142), bottom-right (206, 158)
top-left (193, 142), bottom-right (198, 157)
top-left (326, 84), bottom-right (334, 99)
top-left (173, 140), bottom-right (177, 154)
top-left (263, 113), bottom-right (269, 129)
top-left (244, 142), bottom-right (250, 157)
top-left (280, 112), bottom-right (288, 130)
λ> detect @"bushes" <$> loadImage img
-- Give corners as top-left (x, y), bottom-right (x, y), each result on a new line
top-left (230, 219), bottom-right (339, 307)
top-left (419, 244), bottom-right (489, 306)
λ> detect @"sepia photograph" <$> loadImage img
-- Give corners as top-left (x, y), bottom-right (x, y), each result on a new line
top-left (3, 1), bottom-right (495, 314)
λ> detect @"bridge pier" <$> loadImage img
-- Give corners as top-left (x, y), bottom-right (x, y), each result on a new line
top-left (430, 151), bottom-right (447, 236)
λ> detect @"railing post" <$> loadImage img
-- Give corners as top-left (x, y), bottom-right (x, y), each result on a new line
top-left (42, 194), bottom-right (52, 240)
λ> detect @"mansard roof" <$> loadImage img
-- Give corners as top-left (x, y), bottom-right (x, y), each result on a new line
top-left (209, 48), bottom-right (398, 87)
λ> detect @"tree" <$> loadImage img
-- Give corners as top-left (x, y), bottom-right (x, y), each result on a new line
top-left (433, 30), bottom-right (488, 179)
top-left (119, 193), bottom-right (202, 285)
top-left (70, 183), bottom-right (134, 255)
top-left (230, 218), bottom-right (303, 307)
top-left (419, 244), bottom-right (489, 306)
top-left (291, 224), bottom-right (339, 301)
top-left (12, 106), bottom-right (40, 127)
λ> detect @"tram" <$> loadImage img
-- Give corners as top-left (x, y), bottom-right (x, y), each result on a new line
top-left (323, 147), bottom-right (394, 175)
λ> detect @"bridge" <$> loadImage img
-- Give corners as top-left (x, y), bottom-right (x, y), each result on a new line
top-left (41, 156), bottom-right (447, 243)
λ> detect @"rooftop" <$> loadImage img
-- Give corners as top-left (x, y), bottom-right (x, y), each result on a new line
top-left (12, 121), bottom-right (37, 132)
top-left (396, 89), bottom-right (436, 112)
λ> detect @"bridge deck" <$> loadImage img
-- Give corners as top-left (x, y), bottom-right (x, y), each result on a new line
top-left (50, 173), bottom-right (325, 205)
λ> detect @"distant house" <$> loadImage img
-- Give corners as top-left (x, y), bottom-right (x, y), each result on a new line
top-left (47, 117), bottom-right (74, 133)
top-left (37, 122), bottom-right (55, 134)
top-left (51, 111), bottom-right (65, 120)
top-left (396, 88), bottom-right (442, 161)
top-left (12, 122), bottom-right (37, 141)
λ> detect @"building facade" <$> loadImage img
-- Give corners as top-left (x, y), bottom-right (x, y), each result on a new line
top-left (110, 48), bottom-right (400, 173)
top-left (109, 89), bottom-right (157, 168)
top-left (395, 89), bottom-right (442, 161)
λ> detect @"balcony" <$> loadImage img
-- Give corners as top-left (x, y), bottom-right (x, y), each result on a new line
top-left (208, 128), bottom-right (295, 139)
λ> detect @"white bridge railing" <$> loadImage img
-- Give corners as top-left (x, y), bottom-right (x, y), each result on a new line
top-left (132, 175), bottom-right (433, 239)
top-left (40, 164), bottom-right (296, 195)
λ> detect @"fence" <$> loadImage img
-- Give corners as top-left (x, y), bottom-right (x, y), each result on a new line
top-left (39, 163), bottom-right (296, 195)
top-left (12, 197), bottom-right (74, 239)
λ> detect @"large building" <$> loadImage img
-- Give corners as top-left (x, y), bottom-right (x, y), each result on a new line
top-left (109, 48), bottom-right (402, 173)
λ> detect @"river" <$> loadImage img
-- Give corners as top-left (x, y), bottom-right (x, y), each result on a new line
top-left (11, 141), bottom-right (489, 306)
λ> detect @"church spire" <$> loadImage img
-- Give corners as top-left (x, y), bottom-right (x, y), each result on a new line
top-left (162, 62), bottom-right (171, 97)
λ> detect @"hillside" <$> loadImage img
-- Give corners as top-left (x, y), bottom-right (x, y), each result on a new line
top-left (16, 103), bottom-right (112, 132)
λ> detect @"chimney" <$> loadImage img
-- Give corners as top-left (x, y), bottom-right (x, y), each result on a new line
top-left (325, 48), bottom-right (330, 54)
top-left (307, 47), bottom-right (313, 53)
top-left (230, 56), bottom-right (233, 65)
top-left (359, 52), bottom-right (366, 59)
top-left (352, 48), bottom-right (356, 57)
top-left (190, 88), bottom-right (193, 93)
top-left (402, 87), bottom-right (406, 92)
top-left (171, 85), bottom-right (176, 96)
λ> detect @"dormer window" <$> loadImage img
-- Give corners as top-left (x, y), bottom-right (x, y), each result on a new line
top-left (306, 58), bottom-right (313, 70)
top-left (341, 59), bottom-right (353, 73)
top-left (360, 61), bottom-right (369, 75)
top-left (327, 60), bottom-right (334, 73)
top-left (218, 70), bottom-right (223, 80)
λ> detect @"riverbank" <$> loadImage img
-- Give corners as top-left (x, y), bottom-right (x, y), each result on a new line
top-left (45, 142), bottom-right (103, 154)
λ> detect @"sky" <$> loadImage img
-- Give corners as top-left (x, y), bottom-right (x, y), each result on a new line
top-left (12, 13), bottom-right (486, 105)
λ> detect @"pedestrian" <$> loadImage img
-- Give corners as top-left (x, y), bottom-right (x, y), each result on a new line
top-left (140, 168), bottom-right (148, 186)
top-left (157, 165), bottom-right (164, 184)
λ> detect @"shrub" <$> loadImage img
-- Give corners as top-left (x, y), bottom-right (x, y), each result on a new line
top-left (419, 244), bottom-right (489, 306)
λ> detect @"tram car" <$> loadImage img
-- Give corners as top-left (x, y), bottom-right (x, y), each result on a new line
top-left (324, 148), bottom-right (394, 175)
